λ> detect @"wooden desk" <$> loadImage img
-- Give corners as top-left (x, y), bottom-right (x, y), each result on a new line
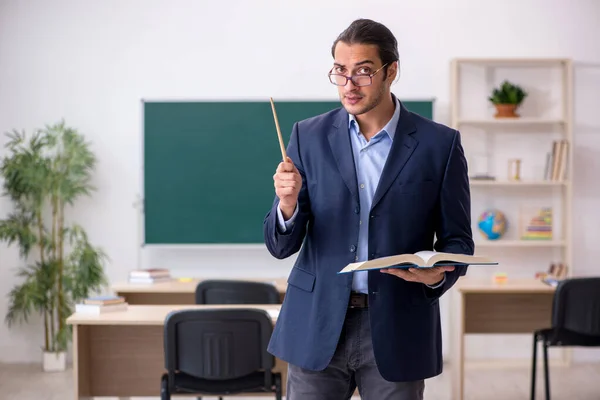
top-left (112, 278), bottom-right (288, 304)
top-left (452, 278), bottom-right (556, 400)
top-left (67, 304), bottom-right (286, 400)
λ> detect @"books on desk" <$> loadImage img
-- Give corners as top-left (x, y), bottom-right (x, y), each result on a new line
top-left (75, 295), bottom-right (128, 314)
top-left (338, 251), bottom-right (497, 273)
top-left (128, 268), bottom-right (171, 283)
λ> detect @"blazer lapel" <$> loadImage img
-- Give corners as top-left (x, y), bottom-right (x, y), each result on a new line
top-left (371, 102), bottom-right (418, 211)
top-left (328, 109), bottom-right (359, 202)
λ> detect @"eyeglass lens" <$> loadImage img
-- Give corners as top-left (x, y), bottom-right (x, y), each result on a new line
top-left (329, 74), bottom-right (372, 87)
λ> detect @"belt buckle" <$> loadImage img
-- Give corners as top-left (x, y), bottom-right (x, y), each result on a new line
top-left (349, 293), bottom-right (368, 308)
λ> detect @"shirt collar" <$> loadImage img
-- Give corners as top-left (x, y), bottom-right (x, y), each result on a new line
top-left (348, 95), bottom-right (401, 141)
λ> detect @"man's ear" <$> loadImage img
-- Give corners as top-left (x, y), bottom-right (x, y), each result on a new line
top-left (387, 61), bottom-right (399, 83)
top-left (388, 61), bottom-right (400, 85)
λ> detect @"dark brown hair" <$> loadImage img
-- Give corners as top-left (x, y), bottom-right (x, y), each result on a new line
top-left (331, 19), bottom-right (399, 70)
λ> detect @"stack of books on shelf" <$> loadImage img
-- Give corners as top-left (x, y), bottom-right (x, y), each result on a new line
top-left (544, 139), bottom-right (569, 181)
top-left (128, 268), bottom-right (171, 284)
top-left (536, 263), bottom-right (568, 287)
top-left (521, 207), bottom-right (553, 240)
top-left (75, 295), bottom-right (128, 314)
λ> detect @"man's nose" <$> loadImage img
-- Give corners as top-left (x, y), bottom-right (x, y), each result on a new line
top-left (345, 78), bottom-right (358, 90)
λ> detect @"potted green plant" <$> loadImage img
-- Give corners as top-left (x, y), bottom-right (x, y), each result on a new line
top-left (0, 121), bottom-right (108, 371)
top-left (488, 80), bottom-right (528, 118)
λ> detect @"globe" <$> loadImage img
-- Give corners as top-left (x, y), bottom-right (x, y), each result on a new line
top-left (477, 209), bottom-right (507, 240)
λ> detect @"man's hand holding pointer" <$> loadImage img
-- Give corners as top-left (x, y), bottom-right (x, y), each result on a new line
top-left (274, 157), bottom-right (301, 220)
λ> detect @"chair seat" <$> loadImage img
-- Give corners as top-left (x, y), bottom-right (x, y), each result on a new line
top-left (171, 371), bottom-right (277, 395)
top-left (537, 328), bottom-right (600, 347)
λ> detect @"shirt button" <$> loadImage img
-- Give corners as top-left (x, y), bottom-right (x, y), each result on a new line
top-left (360, 184), bottom-right (365, 189)
top-left (350, 245), bottom-right (357, 252)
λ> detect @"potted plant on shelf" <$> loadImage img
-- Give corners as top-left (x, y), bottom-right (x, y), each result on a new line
top-left (488, 80), bottom-right (528, 118)
top-left (0, 120), bottom-right (108, 372)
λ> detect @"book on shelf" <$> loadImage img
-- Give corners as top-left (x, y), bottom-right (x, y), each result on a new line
top-left (544, 139), bottom-right (569, 181)
top-left (76, 295), bottom-right (128, 314)
top-left (520, 207), bottom-right (553, 240)
top-left (338, 251), bottom-right (497, 273)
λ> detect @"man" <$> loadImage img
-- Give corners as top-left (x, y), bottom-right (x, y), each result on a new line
top-left (263, 18), bottom-right (474, 400)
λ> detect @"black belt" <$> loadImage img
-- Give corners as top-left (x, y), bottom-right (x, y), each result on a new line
top-left (349, 292), bottom-right (368, 308)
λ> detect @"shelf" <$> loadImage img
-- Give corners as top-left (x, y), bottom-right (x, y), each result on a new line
top-left (453, 58), bottom-right (569, 67)
top-left (470, 180), bottom-right (568, 187)
top-left (475, 240), bottom-right (565, 248)
top-left (457, 118), bottom-right (565, 126)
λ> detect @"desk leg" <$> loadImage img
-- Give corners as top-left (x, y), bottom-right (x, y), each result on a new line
top-left (451, 291), bottom-right (465, 400)
top-left (73, 325), bottom-right (92, 400)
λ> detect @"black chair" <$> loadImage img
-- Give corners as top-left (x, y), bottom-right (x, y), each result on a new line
top-left (192, 279), bottom-right (281, 400)
top-left (530, 277), bottom-right (600, 400)
top-left (161, 308), bottom-right (282, 400)
top-left (195, 279), bottom-right (281, 305)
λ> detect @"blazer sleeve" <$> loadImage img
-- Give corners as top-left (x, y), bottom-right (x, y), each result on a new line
top-left (425, 129), bottom-right (475, 299)
top-left (263, 122), bottom-right (311, 259)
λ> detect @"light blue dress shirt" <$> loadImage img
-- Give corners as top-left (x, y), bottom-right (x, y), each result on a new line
top-left (276, 97), bottom-right (445, 294)
top-left (345, 98), bottom-right (399, 293)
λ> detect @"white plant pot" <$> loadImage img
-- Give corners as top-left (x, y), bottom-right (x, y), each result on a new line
top-left (43, 351), bottom-right (66, 372)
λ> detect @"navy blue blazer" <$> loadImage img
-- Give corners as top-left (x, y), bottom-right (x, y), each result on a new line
top-left (263, 100), bottom-right (474, 382)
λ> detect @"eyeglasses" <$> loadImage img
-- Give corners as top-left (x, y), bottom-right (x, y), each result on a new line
top-left (328, 63), bottom-right (389, 87)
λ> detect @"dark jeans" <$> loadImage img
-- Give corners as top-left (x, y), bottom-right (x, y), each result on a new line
top-left (286, 307), bottom-right (425, 400)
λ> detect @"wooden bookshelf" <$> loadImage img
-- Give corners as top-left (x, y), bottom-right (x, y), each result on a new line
top-left (449, 57), bottom-right (574, 368)
top-left (451, 56), bottom-right (573, 271)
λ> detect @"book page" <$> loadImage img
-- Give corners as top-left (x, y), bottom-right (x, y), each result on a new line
top-left (338, 253), bottom-right (424, 273)
top-left (414, 250), bottom-right (438, 265)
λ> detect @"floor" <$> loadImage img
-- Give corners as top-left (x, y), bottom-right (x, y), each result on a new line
top-left (1, 362), bottom-right (599, 400)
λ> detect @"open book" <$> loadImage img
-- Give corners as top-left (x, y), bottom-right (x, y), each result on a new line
top-left (338, 251), bottom-right (497, 273)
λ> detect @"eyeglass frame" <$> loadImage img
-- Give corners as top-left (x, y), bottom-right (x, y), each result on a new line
top-left (327, 62), bottom-right (390, 87)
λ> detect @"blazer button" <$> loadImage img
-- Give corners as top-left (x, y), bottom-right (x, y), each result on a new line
top-left (354, 207), bottom-right (360, 214)
top-left (350, 245), bottom-right (357, 252)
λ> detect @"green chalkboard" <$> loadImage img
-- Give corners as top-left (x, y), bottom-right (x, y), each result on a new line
top-left (143, 99), bottom-right (434, 244)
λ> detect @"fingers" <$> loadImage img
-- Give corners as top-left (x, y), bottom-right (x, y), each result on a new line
top-left (407, 266), bottom-right (453, 276)
top-left (277, 158), bottom-right (297, 173)
top-left (273, 157), bottom-right (302, 206)
top-left (381, 265), bottom-right (451, 285)
top-left (276, 186), bottom-right (297, 197)
top-left (276, 180), bottom-right (298, 188)
top-left (274, 172), bottom-right (299, 182)
top-left (380, 268), bottom-right (417, 281)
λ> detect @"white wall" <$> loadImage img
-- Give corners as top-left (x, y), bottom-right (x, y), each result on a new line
top-left (0, 0), bottom-right (599, 364)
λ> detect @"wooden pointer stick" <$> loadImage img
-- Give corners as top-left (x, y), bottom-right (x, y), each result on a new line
top-left (270, 97), bottom-right (288, 161)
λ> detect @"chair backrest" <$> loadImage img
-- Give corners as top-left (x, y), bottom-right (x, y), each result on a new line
top-left (163, 308), bottom-right (275, 381)
top-left (195, 279), bottom-right (280, 305)
top-left (552, 277), bottom-right (600, 336)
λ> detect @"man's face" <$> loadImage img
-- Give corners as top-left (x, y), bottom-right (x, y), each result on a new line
top-left (331, 42), bottom-right (393, 116)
